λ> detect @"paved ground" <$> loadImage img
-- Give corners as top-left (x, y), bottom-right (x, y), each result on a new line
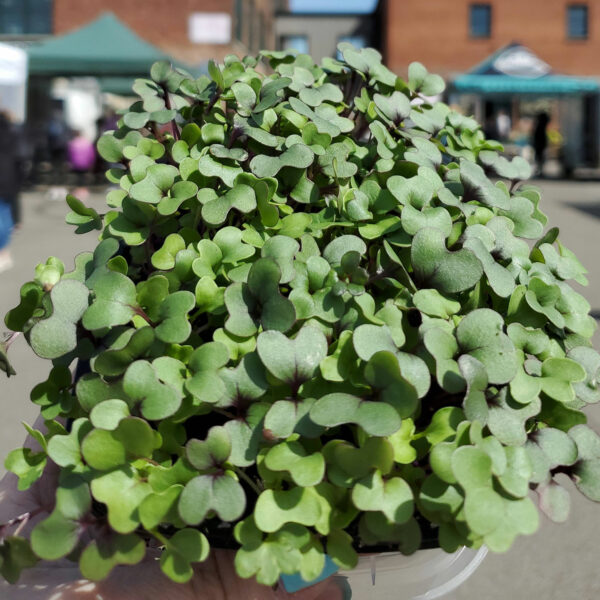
top-left (1, 181), bottom-right (600, 599)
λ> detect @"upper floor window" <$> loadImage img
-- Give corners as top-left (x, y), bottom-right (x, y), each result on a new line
top-left (567, 4), bottom-right (588, 39)
top-left (336, 35), bottom-right (367, 59)
top-left (469, 4), bottom-right (491, 38)
top-left (0, 0), bottom-right (52, 35)
top-left (280, 34), bottom-right (309, 55)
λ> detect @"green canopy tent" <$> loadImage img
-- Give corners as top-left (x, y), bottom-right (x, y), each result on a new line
top-left (23, 13), bottom-right (199, 184)
top-left (26, 12), bottom-right (194, 92)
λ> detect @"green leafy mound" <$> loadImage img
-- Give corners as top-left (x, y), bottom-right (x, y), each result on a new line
top-left (2, 44), bottom-right (600, 586)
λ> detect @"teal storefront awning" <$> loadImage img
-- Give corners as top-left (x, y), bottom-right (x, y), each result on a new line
top-left (451, 43), bottom-right (600, 96)
top-left (453, 73), bottom-right (599, 95)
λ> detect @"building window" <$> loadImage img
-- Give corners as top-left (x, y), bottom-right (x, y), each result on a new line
top-left (0, 0), bottom-right (52, 35)
top-left (567, 4), bottom-right (588, 39)
top-left (469, 4), bottom-right (491, 38)
top-left (247, 0), bottom-right (255, 51)
top-left (259, 13), bottom-right (266, 50)
top-left (280, 35), bottom-right (309, 55)
top-left (336, 35), bottom-right (367, 59)
top-left (234, 0), bottom-right (243, 42)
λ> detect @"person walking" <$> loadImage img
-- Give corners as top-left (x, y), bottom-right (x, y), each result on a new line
top-left (496, 108), bottom-right (511, 141)
top-left (531, 112), bottom-right (550, 177)
top-left (0, 112), bottom-right (25, 273)
top-left (67, 130), bottom-right (96, 200)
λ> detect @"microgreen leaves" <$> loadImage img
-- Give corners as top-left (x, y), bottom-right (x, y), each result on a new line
top-left (2, 44), bottom-right (600, 590)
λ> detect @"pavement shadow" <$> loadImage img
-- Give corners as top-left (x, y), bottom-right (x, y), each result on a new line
top-left (564, 201), bottom-right (600, 219)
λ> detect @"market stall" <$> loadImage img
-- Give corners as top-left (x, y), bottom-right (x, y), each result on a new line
top-left (23, 12), bottom-right (192, 183)
top-left (449, 43), bottom-right (600, 173)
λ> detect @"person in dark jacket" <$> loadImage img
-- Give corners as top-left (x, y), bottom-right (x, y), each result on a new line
top-left (0, 111), bottom-right (26, 272)
top-left (532, 112), bottom-right (550, 177)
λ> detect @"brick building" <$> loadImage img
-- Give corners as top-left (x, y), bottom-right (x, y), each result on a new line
top-left (0, 0), bottom-right (284, 65)
top-left (381, 0), bottom-right (600, 78)
top-left (379, 0), bottom-right (600, 169)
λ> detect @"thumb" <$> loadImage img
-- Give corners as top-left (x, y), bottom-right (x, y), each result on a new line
top-left (285, 576), bottom-right (348, 600)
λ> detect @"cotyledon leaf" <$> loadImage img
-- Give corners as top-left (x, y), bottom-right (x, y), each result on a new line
top-left (411, 227), bottom-right (484, 294)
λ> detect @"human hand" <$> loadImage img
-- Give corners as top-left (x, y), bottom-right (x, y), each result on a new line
top-left (0, 424), bottom-right (345, 600)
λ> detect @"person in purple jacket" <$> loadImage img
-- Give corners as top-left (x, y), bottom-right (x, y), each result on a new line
top-left (67, 130), bottom-right (96, 196)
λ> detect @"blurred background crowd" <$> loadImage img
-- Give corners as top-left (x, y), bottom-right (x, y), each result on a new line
top-left (0, 0), bottom-right (599, 194)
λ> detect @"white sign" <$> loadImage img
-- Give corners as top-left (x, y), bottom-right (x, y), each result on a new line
top-left (0, 43), bottom-right (27, 123)
top-left (493, 46), bottom-right (551, 79)
top-left (0, 43), bottom-right (27, 84)
top-left (188, 12), bottom-right (231, 44)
